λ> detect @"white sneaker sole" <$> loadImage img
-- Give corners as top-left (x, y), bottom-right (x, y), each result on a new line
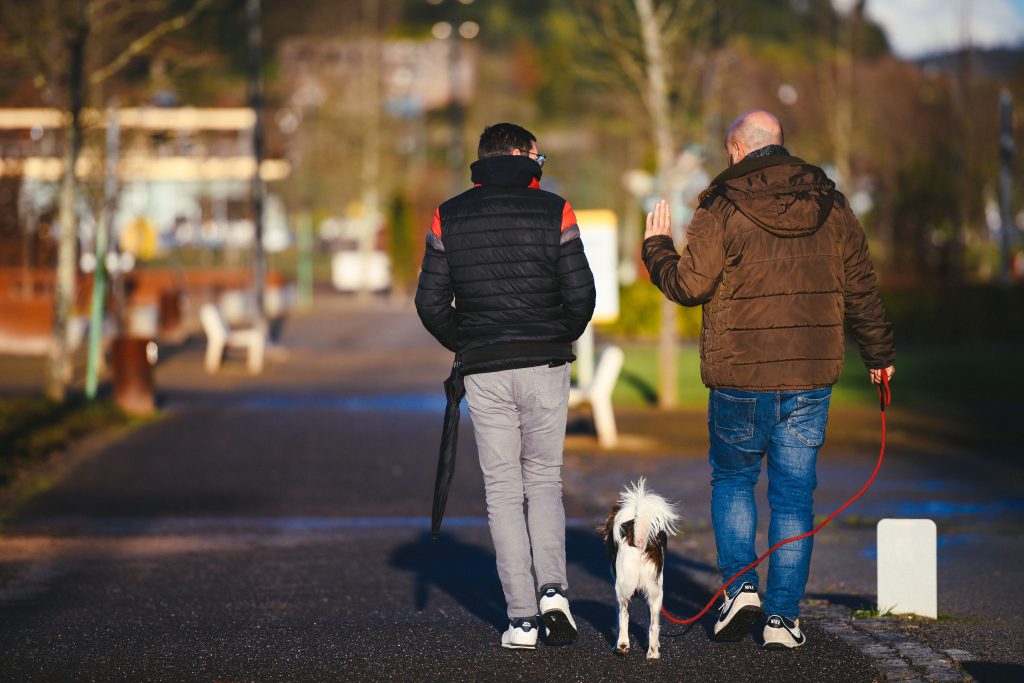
top-left (714, 604), bottom-right (763, 641)
top-left (763, 632), bottom-right (805, 650)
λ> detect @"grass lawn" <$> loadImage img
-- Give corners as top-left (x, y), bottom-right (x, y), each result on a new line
top-left (608, 342), bottom-right (1024, 411)
top-left (0, 397), bottom-right (131, 487)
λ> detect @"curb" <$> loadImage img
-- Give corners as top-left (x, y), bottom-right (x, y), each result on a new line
top-left (805, 602), bottom-right (973, 682)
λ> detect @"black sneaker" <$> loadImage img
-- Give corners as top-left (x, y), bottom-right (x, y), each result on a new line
top-left (762, 614), bottom-right (806, 649)
top-left (713, 582), bottom-right (763, 642)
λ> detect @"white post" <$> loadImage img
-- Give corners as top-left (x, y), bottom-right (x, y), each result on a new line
top-left (877, 518), bottom-right (937, 618)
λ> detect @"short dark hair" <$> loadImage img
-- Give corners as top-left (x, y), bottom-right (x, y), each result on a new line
top-left (478, 123), bottom-right (536, 159)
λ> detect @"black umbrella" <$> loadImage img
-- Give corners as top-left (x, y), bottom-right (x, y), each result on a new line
top-left (431, 359), bottom-right (465, 539)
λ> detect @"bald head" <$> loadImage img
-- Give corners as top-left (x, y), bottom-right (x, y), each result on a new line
top-left (725, 110), bottom-right (784, 165)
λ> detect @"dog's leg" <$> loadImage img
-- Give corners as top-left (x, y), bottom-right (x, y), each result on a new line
top-left (615, 591), bottom-right (631, 655)
top-left (646, 582), bottom-right (663, 659)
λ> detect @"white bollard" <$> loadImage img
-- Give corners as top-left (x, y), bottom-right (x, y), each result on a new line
top-left (877, 518), bottom-right (937, 618)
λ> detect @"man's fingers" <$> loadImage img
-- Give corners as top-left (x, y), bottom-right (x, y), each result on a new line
top-left (869, 366), bottom-right (895, 384)
top-left (643, 199), bottom-right (677, 239)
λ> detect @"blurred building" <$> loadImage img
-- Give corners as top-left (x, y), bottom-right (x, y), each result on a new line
top-left (279, 37), bottom-right (477, 118)
top-left (0, 107), bottom-right (293, 267)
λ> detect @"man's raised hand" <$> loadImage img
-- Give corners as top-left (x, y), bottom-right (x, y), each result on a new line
top-left (644, 199), bottom-right (672, 240)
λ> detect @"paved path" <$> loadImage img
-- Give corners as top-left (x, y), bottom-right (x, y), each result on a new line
top-left (1, 295), bottom-right (1021, 681)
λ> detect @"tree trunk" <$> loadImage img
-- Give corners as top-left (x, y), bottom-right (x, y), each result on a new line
top-left (360, 0), bottom-right (381, 300)
top-left (46, 17), bottom-right (87, 402)
top-left (833, 7), bottom-right (855, 192)
top-left (247, 0), bottom-right (267, 325)
top-left (635, 0), bottom-right (679, 409)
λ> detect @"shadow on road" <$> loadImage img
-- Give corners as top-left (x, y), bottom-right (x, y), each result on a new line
top-left (805, 591), bottom-right (873, 612)
top-left (389, 531), bottom-right (507, 631)
top-left (961, 661), bottom-right (1024, 683)
top-left (387, 526), bottom-right (721, 645)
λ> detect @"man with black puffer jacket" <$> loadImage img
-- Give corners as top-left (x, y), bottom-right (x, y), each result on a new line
top-left (415, 123), bottom-right (596, 650)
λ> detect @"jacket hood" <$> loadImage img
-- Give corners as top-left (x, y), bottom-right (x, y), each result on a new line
top-left (470, 155), bottom-right (542, 188)
top-left (701, 154), bottom-right (835, 237)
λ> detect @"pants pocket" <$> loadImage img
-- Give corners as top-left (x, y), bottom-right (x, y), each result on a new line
top-left (785, 393), bottom-right (831, 447)
top-left (713, 390), bottom-right (757, 444)
top-left (529, 364), bottom-right (569, 410)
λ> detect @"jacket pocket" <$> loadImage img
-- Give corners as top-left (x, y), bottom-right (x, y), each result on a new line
top-left (785, 393), bottom-right (831, 447)
top-left (713, 391), bottom-right (756, 444)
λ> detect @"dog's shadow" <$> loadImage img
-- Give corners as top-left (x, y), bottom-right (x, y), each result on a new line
top-left (566, 527), bottom-right (720, 646)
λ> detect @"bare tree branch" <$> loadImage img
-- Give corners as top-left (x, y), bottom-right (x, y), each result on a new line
top-left (573, 1), bottom-right (647, 95)
top-left (2, 2), bottom-right (60, 87)
top-left (89, 0), bottom-right (216, 85)
top-left (93, 0), bottom-right (176, 31)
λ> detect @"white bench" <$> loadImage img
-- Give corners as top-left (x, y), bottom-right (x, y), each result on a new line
top-left (199, 303), bottom-right (265, 374)
top-left (568, 345), bottom-right (624, 448)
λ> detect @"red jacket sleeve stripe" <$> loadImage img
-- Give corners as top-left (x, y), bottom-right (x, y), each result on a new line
top-left (561, 201), bottom-right (577, 232)
top-left (430, 207), bottom-right (442, 238)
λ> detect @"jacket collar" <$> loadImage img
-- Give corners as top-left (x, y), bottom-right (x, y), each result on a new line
top-left (707, 150), bottom-right (806, 189)
top-left (700, 151), bottom-right (807, 204)
top-left (470, 155), bottom-right (543, 188)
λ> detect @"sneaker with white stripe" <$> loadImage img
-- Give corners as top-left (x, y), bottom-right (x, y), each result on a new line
top-left (762, 614), bottom-right (806, 649)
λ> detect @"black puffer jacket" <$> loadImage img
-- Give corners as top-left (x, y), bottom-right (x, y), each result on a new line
top-left (415, 155), bottom-right (596, 374)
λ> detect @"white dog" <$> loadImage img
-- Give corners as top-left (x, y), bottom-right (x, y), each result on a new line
top-left (597, 478), bottom-right (680, 659)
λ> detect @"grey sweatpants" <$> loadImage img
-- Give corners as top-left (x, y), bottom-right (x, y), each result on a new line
top-left (464, 363), bottom-right (571, 619)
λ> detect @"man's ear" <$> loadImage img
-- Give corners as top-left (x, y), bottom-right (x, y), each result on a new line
top-left (511, 148), bottom-right (522, 156)
top-left (730, 141), bottom-right (744, 165)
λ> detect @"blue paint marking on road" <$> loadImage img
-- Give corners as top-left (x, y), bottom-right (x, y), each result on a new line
top-left (867, 480), bottom-right (965, 493)
top-left (896, 499), bottom-right (1024, 517)
top-left (851, 498), bottom-right (1024, 519)
top-left (13, 516), bottom-right (597, 535)
top-left (241, 395), bottom-right (456, 413)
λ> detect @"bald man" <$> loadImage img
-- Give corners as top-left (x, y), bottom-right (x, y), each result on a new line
top-left (643, 110), bottom-right (895, 649)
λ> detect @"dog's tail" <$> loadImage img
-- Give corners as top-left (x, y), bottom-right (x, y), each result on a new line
top-left (619, 477), bottom-right (680, 550)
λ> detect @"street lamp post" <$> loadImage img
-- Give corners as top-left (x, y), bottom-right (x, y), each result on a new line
top-left (999, 89), bottom-right (1015, 285)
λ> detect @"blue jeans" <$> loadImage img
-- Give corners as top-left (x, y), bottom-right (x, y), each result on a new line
top-left (708, 387), bottom-right (831, 621)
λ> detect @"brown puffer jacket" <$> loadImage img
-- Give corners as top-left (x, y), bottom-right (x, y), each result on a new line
top-left (642, 152), bottom-right (895, 390)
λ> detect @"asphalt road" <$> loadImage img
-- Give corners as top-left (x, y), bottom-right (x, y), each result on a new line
top-left (1, 295), bottom-right (1021, 682)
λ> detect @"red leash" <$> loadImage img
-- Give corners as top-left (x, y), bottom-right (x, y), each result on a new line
top-left (661, 373), bottom-right (892, 626)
